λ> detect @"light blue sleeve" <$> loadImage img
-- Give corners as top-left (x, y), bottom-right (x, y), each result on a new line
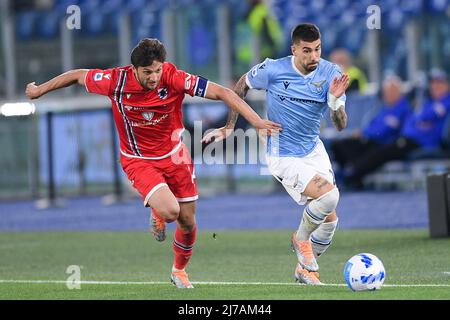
top-left (246, 58), bottom-right (272, 90)
top-left (329, 63), bottom-right (346, 103)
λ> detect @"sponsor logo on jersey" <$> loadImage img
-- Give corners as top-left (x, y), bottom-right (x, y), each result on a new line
top-left (124, 105), bottom-right (167, 111)
top-left (131, 113), bottom-right (169, 127)
top-left (283, 81), bottom-right (290, 90)
top-left (126, 93), bottom-right (132, 99)
top-left (142, 111), bottom-right (154, 121)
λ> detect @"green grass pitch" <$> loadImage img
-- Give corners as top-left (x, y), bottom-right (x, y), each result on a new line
top-left (0, 229), bottom-right (449, 300)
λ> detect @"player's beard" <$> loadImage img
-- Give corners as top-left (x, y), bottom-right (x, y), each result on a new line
top-left (306, 62), bottom-right (318, 72)
top-left (146, 81), bottom-right (158, 90)
top-left (139, 77), bottom-right (158, 90)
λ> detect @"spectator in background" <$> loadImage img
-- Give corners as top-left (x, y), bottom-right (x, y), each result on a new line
top-left (235, 0), bottom-right (284, 75)
top-left (331, 74), bottom-right (411, 172)
top-left (330, 48), bottom-right (368, 94)
top-left (343, 69), bottom-right (450, 189)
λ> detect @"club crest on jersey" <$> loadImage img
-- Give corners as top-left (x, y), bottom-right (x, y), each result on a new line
top-left (310, 79), bottom-right (326, 93)
top-left (158, 87), bottom-right (168, 100)
top-left (142, 111), bottom-right (154, 121)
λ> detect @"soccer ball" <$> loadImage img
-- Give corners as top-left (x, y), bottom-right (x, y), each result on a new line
top-left (343, 253), bottom-right (386, 291)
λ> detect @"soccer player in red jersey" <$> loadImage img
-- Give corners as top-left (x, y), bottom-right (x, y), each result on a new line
top-left (25, 38), bottom-right (281, 288)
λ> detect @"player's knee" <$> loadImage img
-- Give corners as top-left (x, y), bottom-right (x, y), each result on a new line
top-left (160, 203), bottom-right (180, 223)
top-left (315, 187), bottom-right (340, 216)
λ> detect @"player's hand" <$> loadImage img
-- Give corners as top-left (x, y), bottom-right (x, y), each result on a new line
top-left (330, 74), bottom-right (350, 98)
top-left (252, 119), bottom-right (282, 136)
top-left (201, 126), bottom-right (234, 143)
top-left (25, 82), bottom-right (42, 100)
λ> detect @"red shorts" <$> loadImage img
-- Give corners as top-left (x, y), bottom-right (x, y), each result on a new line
top-left (120, 144), bottom-right (198, 206)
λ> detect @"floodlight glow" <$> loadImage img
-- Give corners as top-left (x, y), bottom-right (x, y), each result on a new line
top-left (0, 102), bottom-right (36, 117)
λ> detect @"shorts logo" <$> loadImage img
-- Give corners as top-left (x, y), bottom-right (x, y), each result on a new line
top-left (158, 87), bottom-right (168, 100)
top-left (142, 112), bottom-right (154, 121)
top-left (94, 73), bottom-right (103, 81)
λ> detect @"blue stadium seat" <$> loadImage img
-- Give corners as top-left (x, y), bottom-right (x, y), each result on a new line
top-left (399, 0), bottom-right (424, 15)
top-left (56, 0), bottom-right (81, 12)
top-left (385, 8), bottom-right (406, 30)
top-left (427, 0), bottom-right (450, 13)
top-left (380, 0), bottom-right (400, 13)
top-left (82, 11), bottom-right (107, 36)
top-left (126, 0), bottom-right (147, 12)
top-left (16, 11), bottom-right (38, 40)
top-left (37, 11), bottom-right (61, 39)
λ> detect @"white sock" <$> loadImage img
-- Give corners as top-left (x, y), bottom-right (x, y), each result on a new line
top-left (311, 219), bottom-right (338, 258)
top-left (296, 210), bottom-right (322, 241)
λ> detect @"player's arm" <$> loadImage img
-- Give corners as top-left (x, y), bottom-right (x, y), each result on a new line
top-left (203, 81), bottom-right (280, 136)
top-left (328, 74), bottom-right (350, 131)
top-left (201, 74), bottom-right (250, 143)
top-left (25, 69), bottom-right (89, 99)
top-left (226, 74), bottom-right (250, 128)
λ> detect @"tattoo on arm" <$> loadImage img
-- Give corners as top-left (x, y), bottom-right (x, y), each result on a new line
top-left (331, 107), bottom-right (347, 131)
top-left (226, 74), bottom-right (250, 128)
top-left (234, 74), bottom-right (250, 99)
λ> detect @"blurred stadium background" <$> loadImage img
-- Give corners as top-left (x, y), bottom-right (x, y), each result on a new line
top-left (1, 0), bottom-right (449, 201)
top-left (0, 0), bottom-right (450, 299)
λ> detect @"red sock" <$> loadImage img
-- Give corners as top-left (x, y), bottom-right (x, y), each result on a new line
top-left (172, 225), bottom-right (197, 270)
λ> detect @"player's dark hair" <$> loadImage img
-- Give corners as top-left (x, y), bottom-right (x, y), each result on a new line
top-left (131, 38), bottom-right (167, 68)
top-left (291, 23), bottom-right (321, 44)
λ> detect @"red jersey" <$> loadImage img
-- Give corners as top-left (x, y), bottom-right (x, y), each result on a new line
top-left (85, 62), bottom-right (208, 159)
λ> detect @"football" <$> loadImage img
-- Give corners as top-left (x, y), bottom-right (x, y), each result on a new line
top-left (343, 253), bottom-right (386, 291)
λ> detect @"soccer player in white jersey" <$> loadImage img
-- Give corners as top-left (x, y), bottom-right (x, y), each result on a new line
top-left (203, 23), bottom-right (349, 285)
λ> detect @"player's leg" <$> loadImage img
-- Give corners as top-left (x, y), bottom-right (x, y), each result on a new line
top-left (290, 175), bottom-right (338, 285)
top-left (170, 201), bottom-right (197, 289)
top-left (293, 174), bottom-right (338, 269)
top-left (146, 186), bottom-right (180, 242)
top-left (311, 210), bottom-right (338, 259)
top-left (120, 155), bottom-right (179, 242)
top-left (268, 141), bottom-right (339, 284)
top-left (165, 144), bottom-right (198, 288)
top-left (267, 154), bottom-right (331, 284)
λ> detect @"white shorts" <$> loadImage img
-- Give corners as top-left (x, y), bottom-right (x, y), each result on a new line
top-left (267, 140), bottom-right (335, 205)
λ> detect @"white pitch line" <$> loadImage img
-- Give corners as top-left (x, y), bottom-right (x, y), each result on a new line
top-left (0, 280), bottom-right (449, 288)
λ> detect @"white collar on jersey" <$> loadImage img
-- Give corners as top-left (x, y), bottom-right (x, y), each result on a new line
top-left (291, 56), bottom-right (318, 79)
